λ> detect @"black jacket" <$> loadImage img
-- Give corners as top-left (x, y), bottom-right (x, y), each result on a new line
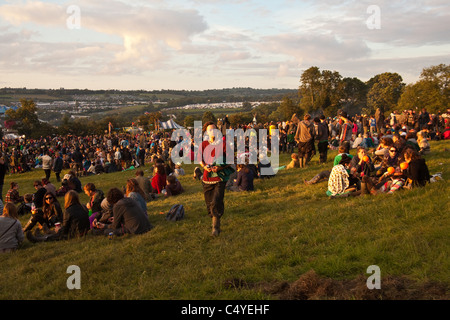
top-left (61, 203), bottom-right (90, 238)
top-left (110, 198), bottom-right (152, 235)
top-left (404, 158), bottom-right (430, 187)
top-left (53, 157), bottom-right (63, 172)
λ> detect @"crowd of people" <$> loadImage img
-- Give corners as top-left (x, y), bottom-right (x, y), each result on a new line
top-left (0, 107), bottom-right (448, 252)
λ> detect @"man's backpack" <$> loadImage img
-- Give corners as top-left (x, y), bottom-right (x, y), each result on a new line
top-left (166, 204), bottom-right (185, 221)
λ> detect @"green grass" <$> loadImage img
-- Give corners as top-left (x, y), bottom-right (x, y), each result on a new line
top-left (0, 141), bottom-right (448, 300)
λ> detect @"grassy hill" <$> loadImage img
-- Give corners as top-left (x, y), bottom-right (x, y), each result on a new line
top-left (0, 141), bottom-right (448, 300)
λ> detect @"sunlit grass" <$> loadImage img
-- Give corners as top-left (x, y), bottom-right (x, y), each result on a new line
top-left (0, 140), bottom-right (448, 299)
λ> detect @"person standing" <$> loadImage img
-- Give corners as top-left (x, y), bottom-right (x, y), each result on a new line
top-left (294, 114), bottom-right (315, 167)
top-left (314, 117), bottom-right (329, 164)
top-left (53, 152), bottom-right (63, 182)
top-left (339, 112), bottom-right (353, 154)
top-left (40, 150), bottom-right (53, 181)
top-left (198, 121), bottom-right (234, 236)
top-left (375, 108), bottom-right (385, 134)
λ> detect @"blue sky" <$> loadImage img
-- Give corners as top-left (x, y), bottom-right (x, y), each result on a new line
top-left (0, 0), bottom-right (448, 90)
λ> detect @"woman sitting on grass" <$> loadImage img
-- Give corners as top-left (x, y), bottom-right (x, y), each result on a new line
top-left (376, 146), bottom-right (401, 176)
top-left (151, 165), bottom-right (167, 194)
top-left (327, 154), bottom-right (359, 198)
top-left (126, 178), bottom-right (148, 216)
top-left (26, 190), bottom-right (90, 243)
top-left (0, 203), bottom-right (24, 253)
top-left (22, 192), bottom-right (63, 234)
top-left (402, 147), bottom-right (431, 188)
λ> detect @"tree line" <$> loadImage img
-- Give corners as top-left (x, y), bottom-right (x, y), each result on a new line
top-left (3, 64), bottom-right (448, 138)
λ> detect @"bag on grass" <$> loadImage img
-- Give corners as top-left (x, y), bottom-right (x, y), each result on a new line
top-left (166, 204), bottom-right (185, 221)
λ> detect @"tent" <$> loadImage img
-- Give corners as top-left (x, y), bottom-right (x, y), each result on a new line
top-left (159, 119), bottom-right (184, 130)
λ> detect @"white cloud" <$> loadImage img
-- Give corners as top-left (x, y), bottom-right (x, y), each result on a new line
top-left (0, 0), bottom-right (448, 89)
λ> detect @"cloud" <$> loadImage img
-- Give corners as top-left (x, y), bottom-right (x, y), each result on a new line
top-left (0, 0), bottom-right (208, 73)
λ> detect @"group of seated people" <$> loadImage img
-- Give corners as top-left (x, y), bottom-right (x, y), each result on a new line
top-left (302, 130), bottom-right (434, 198)
top-left (0, 158), bottom-right (189, 251)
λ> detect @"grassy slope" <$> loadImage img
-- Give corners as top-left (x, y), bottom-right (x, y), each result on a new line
top-left (0, 141), bottom-right (448, 300)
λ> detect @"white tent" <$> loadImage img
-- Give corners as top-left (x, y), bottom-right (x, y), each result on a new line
top-left (159, 119), bottom-right (184, 130)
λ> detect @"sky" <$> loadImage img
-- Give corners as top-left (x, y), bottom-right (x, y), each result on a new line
top-left (0, 0), bottom-right (449, 90)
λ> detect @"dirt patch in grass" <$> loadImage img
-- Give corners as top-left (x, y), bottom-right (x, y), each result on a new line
top-left (224, 270), bottom-right (449, 300)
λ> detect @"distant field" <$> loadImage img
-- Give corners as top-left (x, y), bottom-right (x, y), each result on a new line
top-left (0, 140), bottom-right (448, 300)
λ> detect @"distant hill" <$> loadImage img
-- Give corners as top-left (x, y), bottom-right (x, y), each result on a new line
top-left (0, 87), bottom-right (298, 105)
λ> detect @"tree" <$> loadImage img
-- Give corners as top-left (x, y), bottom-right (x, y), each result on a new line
top-left (242, 101), bottom-right (253, 111)
top-left (5, 98), bottom-right (54, 138)
top-left (299, 66), bottom-right (322, 113)
top-left (402, 64), bottom-right (450, 113)
top-left (184, 115), bottom-right (195, 128)
top-left (367, 72), bottom-right (405, 115)
top-left (202, 111), bottom-right (217, 124)
top-left (341, 77), bottom-right (368, 115)
top-left (298, 67), bottom-right (343, 116)
top-left (271, 96), bottom-right (301, 121)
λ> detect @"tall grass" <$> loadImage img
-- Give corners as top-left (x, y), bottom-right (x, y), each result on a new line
top-left (0, 140), bottom-right (448, 299)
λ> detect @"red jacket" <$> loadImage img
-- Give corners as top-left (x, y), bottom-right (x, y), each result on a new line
top-left (151, 173), bottom-right (166, 194)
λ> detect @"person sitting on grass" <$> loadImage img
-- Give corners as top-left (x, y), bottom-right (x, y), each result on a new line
top-left (286, 153), bottom-right (300, 169)
top-left (376, 146), bottom-right (401, 176)
top-left (326, 154), bottom-right (359, 198)
top-left (361, 166), bottom-right (405, 196)
top-left (151, 165), bottom-right (167, 194)
top-left (17, 193), bottom-right (33, 216)
top-left (55, 179), bottom-right (73, 197)
top-left (304, 146), bottom-right (353, 185)
top-left (402, 147), bottom-right (430, 188)
top-left (94, 188), bottom-right (152, 237)
top-left (84, 183), bottom-right (105, 229)
top-left (349, 147), bottom-right (375, 183)
top-left (229, 164), bottom-right (255, 192)
top-left (5, 182), bottom-right (23, 205)
top-left (125, 178), bottom-right (148, 216)
top-left (26, 190), bottom-right (90, 243)
top-left (0, 203), bottom-right (24, 253)
top-left (165, 175), bottom-right (185, 197)
top-left (417, 131), bottom-right (431, 156)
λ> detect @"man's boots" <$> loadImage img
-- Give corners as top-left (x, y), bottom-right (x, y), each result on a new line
top-left (211, 216), bottom-right (220, 237)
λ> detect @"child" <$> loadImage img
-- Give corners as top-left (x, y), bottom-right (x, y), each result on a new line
top-left (17, 194), bottom-right (33, 216)
top-left (165, 175), bottom-right (184, 197)
top-left (286, 153), bottom-right (300, 169)
top-left (174, 163), bottom-right (185, 177)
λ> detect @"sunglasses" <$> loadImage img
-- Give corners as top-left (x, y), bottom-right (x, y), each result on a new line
top-left (389, 150), bottom-right (396, 152)
top-left (45, 197), bottom-right (54, 200)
